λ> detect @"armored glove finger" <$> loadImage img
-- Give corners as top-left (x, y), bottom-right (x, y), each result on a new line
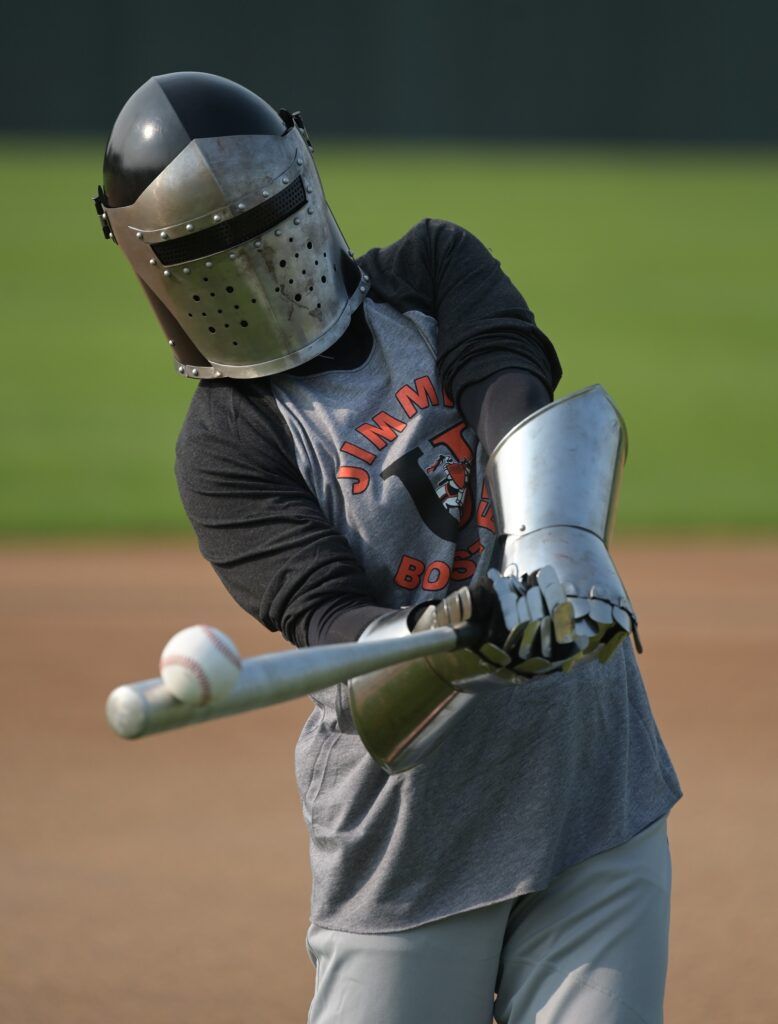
top-left (487, 567), bottom-right (641, 676)
top-left (489, 567), bottom-right (577, 673)
top-left (410, 579), bottom-right (513, 670)
top-left (409, 565), bottom-right (641, 683)
top-left (566, 583), bottom-right (642, 663)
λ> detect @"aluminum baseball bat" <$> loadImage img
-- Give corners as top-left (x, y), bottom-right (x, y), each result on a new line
top-left (106, 623), bottom-right (480, 740)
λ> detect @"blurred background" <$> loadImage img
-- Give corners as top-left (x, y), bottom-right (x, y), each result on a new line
top-left (1, 1), bottom-right (776, 1021)
top-left (2, 0), bottom-right (777, 533)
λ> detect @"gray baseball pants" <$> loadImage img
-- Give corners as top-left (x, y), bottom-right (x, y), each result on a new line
top-left (306, 816), bottom-right (671, 1023)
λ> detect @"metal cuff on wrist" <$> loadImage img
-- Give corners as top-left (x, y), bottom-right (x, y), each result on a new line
top-left (348, 609), bottom-right (505, 774)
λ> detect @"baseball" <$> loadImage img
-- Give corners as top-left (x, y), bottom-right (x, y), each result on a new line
top-left (159, 625), bottom-right (241, 705)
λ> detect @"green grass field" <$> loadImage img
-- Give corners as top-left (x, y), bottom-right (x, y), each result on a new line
top-left (1, 139), bottom-right (776, 534)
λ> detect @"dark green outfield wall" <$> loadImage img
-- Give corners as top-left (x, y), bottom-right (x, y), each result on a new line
top-left (2, 0), bottom-right (775, 141)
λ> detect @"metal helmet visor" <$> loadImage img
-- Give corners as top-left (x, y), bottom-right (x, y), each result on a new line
top-left (103, 127), bottom-right (367, 378)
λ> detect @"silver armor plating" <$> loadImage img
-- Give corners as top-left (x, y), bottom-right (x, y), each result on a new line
top-left (486, 384), bottom-right (639, 670)
top-left (348, 609), bottom-right (511, 774)
top-left (103, 130), bottom-right (367, 379)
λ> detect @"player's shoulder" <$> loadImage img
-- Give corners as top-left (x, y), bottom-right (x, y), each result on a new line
top-left (176, 379), bottom-right (279, 463)
top-left (390, 217), bottom-right (471, 244)
top-left (421, 218), bottom-right (479, 245)
top-left (357, 219), bottom-right (482, 312)
top-left (358, 218), bottom-right (476, 264)
top-left (177, 379), bottom-right (236, 439)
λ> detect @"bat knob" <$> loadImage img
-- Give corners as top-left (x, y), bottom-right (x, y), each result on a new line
top-left (106, 684), bottom-right (148, 739)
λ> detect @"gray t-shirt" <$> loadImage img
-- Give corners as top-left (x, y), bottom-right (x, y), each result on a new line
top-left (176, 220), bottom-right (681, 933)
top-left (272, 297), bottom-right (680, 932)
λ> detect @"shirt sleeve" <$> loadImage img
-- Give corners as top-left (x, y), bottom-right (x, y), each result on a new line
top-left (359, 219), bottom-right (562, 407)
top-left (175, 380), bottom-right (388, 647)
top-left (458, 369), bottom-right (551, 455)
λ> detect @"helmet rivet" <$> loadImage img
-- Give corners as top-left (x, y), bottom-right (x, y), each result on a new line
top-left (178, 365), bottom-right (185, 373)
top-left (281, 176), bottom-right (289, 184)
top-left (296, 158), bottom-right (303, 166)
top-left (237, 202), bottom-right (246, 211)
top-left (163, 269), bottom-right (172, 277)
top-left (229, 252), bottom-right (238, 260)
top-left (293, 217), bottom-right (301, 225)
top-left (108, 232), bottom-right (114, 240)
top-left (262, 189), bottom-right (269, 198)
top-left (191, 368), bottom-right (199, 377)
top-left (364, 274), bottom-right (370, 281)
top-left (185, 223), bottom-right (194, 232)
top-left (274, 229), bottom-right (282, 236)
top-left (100, 213), bottom-right (107, 220)
top-left (214, 370), bottom-right (222, 377)
top-left (213, 214), bottom-right (221, 222)
top-left (160, 231), bottom-right (168, 240)
top-left (149, 258), bottom-right (157, 265)
top-left (360, 285), bottom-right (367, 293)
top-left (182, 267), bottom-right (191, 274)
top-left (307, 207), bottom-right (314, 214)
top-left (168, 339), bottom-right (175, 346)
top-left (205, 261), bottom-right (213, 268)
top-left (306, 185), bottom-right (313, 193)
top-left (136, 231), bottom-right (143, 239)
top-left (253, 240), bottom-right (262, 249)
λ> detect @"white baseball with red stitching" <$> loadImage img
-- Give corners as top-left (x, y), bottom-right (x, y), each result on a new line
top-left (159, 625), bottom-right (242, 705)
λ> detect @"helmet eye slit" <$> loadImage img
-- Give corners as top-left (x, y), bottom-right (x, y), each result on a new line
top-left (150, 176), bottom-right (307, 265)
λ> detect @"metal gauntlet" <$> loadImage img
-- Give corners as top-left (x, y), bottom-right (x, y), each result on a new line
top-left (348, 607), bottom-right (513, 775)
top-left (485, 385), bottom-right (640, 672)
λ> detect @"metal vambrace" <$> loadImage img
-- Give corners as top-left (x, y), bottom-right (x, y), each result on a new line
top-left (348, 609), bottom-right (515, 774)
top-left (485, 384), bottom-right (640, 669)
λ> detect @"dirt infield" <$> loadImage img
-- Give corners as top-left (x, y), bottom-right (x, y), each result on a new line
top-left (1, 539), bottom-right (776, 1023)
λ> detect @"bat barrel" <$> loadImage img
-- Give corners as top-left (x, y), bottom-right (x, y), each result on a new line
top-left (106, 624), bottom-right (474, 739)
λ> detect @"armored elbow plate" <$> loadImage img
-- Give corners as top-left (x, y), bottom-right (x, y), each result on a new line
top-left (486, 385), bottom-right (632, 608)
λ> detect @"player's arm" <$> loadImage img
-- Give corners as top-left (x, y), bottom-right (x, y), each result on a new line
top-left (425, 220), bottom-right (638, 663)
top-left (425, 222), bottom-right (639, 665)
top-left (360, 218), bottom-right (561, 434)
top-left (175, 380), bottom-right (391, 649)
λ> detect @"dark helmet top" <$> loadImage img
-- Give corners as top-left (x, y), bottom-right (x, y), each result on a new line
top-left (96, 72), bottom-right (367, 380)
top-left (103, 72), bottom-right (286, 208)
